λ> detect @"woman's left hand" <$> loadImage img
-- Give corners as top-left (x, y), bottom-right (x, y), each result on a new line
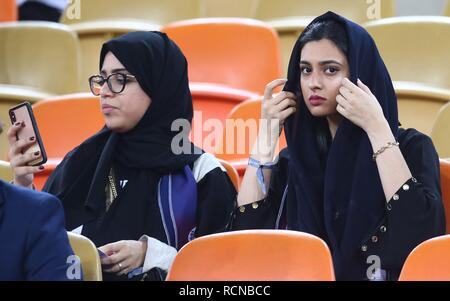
top-left (336, 78), bottom-right (385, 133)
top-left (99, 240), bottom-right (147, 276)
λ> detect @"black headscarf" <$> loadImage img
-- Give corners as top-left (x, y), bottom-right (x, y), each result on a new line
top-left (283, 12), bottom-right (398, 279)
top-left (43, 32), bottom-right (201, 245)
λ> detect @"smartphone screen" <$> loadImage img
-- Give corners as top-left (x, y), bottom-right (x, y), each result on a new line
top-left (9, 102), bottom-right (47, 166)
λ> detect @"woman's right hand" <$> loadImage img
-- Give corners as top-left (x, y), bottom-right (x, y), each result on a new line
top-left (261, 78), bottom-right (297, 137)
top-left (254, 79), bottom-right (297, 160)
top-left (7, 122), bottom-right (44, 188)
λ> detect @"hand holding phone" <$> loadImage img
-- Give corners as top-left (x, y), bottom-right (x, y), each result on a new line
top-left (6, 102), bottom-right (47, 188)
top-left (8, 102), bottom-right (47, 166)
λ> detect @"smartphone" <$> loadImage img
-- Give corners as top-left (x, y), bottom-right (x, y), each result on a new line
top-left (9, 102), bottom-right (47, 166)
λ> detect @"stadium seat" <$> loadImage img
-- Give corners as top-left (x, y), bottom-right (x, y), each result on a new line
top-left (365, 17), bottom-right (450, 134)
top-left (440, 159), bottom-right (450, 234)
top-left (60, 0), bottom-right (201, 91)
top-left (0, 22), bottom-right (81, 95)
top-left (431, 102), bottom-right (450, 158)
top-left (217, 158), bottom-right (240, 191)
top-left (189, 83), bottom-right (258, 154)
top-left (0, 21), bottom-right (81, 158)
top-left (166, 229), bottom-right (335, 280)
top-left (60, 0), bottom-right (201, 25)
top-left (365, 16), bottom-right (450, 90)
top-left (0, 160), bottom-right (12, 182)
top-left (399, 234), bottom-right (450, 280)
top-left (67, 232), bottom-right (102, 281)
top-left (161, 18), bottom-right (282, 95)
top-left (394, 82), bottom-right (450, 135)
top-left (256, 0), bottom-right (395, 23)
top-left (0, 87), bottom-right (52, 160)
top-left (32, 93), bottom-right (104, 190)
top-left (0, 0), bottom-right (17, 22)
top-left (202, 0), bottom-right (258, 18)
top-left (215, 98), bottom-right (287, 178)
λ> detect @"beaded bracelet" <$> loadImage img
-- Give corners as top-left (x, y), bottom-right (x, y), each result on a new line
top-left (372, 141), bottom-right (399, 161)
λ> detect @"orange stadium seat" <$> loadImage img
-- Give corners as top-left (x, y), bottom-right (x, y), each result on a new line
top-left (189, 83), bottom-right (258, 154)
top-left (32, 93), bottom-right (104, 190)
top-left (217, 158), bottom-right (240, 191)
top-left (162, 18), bottom-right (282, 95)
top-left (440, 159), bottom-right (450, 234)
top-left (163, 19), bottom-right (282, 155)
top-left (0, 0), bottom-right (17, 22)
top-left (215, 98), bottom-right (287, 178)
top-left (166, 229), bottom-right (335, 280)
top-left (399, 234), bottom-right (450, 281)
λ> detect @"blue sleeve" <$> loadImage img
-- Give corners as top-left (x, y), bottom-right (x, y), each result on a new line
top-left (24, 193), bottom-right (81, 281)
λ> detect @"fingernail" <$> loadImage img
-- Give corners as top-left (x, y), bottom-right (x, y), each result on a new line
top-left (29, 137), bottom-right (35, 141)
top-left (34, 151), bottom-right (40, 156)
top-left (39, 166), bottom-right (44, 170)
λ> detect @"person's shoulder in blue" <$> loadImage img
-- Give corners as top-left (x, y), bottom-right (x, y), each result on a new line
top-left (0, 180), bottom-right (81, 280)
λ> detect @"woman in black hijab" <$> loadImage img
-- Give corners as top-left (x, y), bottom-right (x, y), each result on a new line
top-left (232, 12), bottom-right (445, 280)
top-left (8, 31), bottom-right (236, 281)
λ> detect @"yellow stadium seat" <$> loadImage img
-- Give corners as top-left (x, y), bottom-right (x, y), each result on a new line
top-left (0, 21), bottom-right (81, 95)
top-left (0, 22), bottom-right (81, 152)
top-left (445, 1), bottom-right (450, 16)
top-left (60, 0), bottom-right (202, 92)
top-left (166, 229), bottom-right (335, 280)
top-left (431, 103), bottom-right (450, 158)
top-left (256, 0), bottom-right (395, 22)
top-left (255, 0), bottom-right (396, 71)
top-left (0, 160), bottom-right (12, 182)
top-left (67, 232), bottom-right (102, 281)
top-left (60, 0), bottom-right (202, 25)
top-left (364, 16), bottom-right (450, 91)
top-left (365, 17), bottom-right (450, 134)
top-left (202, 0), bottom-right (258, 17)
top-left (399, 234), bottom-right (450, 281)
top-left (394, 82), bottom-right (450, 135)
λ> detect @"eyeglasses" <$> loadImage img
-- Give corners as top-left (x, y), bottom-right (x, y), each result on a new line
top-left (88, 73), bottom-right (136, 96)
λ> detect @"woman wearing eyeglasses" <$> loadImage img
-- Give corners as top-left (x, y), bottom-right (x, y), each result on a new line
top-left (7, 31), bottom-right (236, 281)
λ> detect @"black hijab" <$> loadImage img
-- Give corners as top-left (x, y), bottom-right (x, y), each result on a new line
top-left (283, 12), bottom-right (398, 279)
top-left (43, 32), bottom-right (201, 245)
